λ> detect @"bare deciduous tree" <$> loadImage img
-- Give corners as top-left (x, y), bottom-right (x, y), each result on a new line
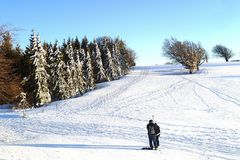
top-left (162, 38), bottom-right (206, 74)
top-left (0, 25), bottom-right (21, 47)
top-left (0, 25), bottom-right (8, 37)
top-left (212, 45), bottom-right (234, 62)
top-left (125, 48), bottom-right (137, 67)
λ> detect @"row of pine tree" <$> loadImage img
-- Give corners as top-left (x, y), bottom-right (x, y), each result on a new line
top-left (19, 30), bottom-right (135, 107)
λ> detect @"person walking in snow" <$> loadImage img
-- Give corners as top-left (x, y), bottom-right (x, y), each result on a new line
top-left (154, 122), bottom-right (161, 147)
top-left (146, 120), bottom-right (158, 150)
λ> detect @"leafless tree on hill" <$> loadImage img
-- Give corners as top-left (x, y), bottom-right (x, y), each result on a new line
top-left (162, 38), bottom-right (206, 74)
top-left (212, 45), bottom-right (234, 62)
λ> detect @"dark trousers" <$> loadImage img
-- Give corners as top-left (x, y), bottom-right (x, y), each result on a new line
top-left (148, 134), bottom-right (157, 149)
top-left (156, 135), bottom-right (160, 146)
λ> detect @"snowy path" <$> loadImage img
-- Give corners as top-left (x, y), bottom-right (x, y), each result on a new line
top-left (0, 63), bottom-right (240, 160)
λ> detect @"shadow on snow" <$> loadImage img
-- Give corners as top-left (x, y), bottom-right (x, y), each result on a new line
top-left (9, 144), bottom-right (145, 151)
top-left (0, 114), bottom-right (21, 119)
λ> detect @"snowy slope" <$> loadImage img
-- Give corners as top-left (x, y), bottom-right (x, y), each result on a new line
top-left (0, 62), bottom-right (240, 160)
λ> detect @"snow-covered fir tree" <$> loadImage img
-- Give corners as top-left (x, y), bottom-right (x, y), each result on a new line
top-left (37, 35), bottom-right (48, 58)
top-left (47, 45), bottom-right (55, 95)
top-left (92, 41), bottom-right (106, 83)
top-left (79, 47), bottom-right (86, 62)
top-left (85, 51), bottom-right (95, 90)
top-left (64, 64), bottom-right (74, 97)
top-left (114, 42), bottom-right (123, 77)
top-left (102, 44), bottom-right (116, 81)
top-left (15, 92), bottom-right (30, 109)
top-left (79, 48), bottom-right (88, 92)
top-left (72, 37), bottom-right (85, 95)
top-left (25, 31), bottom-right (38, 56)
top-left (74, 50), bottom-right (85, 95)
top-left (73, 37), bottom-right (81, 51)
top-left (81, 36), bottom-right (89, 53)
top-left (52, 46), bottom-right (70, 100)
top-left (110, 43), bottom-right (121, 80)
top-left (47, 42), bottom-right (69, 100)
top-left (119, 53), bottom-right (129, 75)
top-left (15, 92), bottom-right (30, 117)
top-left (65, 43), bottom-right (77, 97)
top-left (25, 31), bottom-right (51, 106)
top-left (97, 37), bottom-right (121, 81)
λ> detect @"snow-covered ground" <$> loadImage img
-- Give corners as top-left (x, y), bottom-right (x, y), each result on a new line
top-left (0, 62), bottom-right (240, 160)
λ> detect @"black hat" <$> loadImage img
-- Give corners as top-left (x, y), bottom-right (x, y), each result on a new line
top-left (149, 120), bottom-right (153, 123)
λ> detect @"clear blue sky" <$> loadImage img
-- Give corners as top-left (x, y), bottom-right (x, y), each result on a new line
top-left (1, 0), bottom-right (240, 65)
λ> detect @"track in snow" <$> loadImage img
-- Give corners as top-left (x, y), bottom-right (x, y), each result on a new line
top-left (1, 64), bottom-right (240, 160)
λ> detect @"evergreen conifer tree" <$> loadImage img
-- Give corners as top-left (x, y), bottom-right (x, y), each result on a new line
top-left (110, 43), bottom-right (120, 80)
top-left (102, 44), bottom-right (116, 81)
top-left (79, 48), bottom-right (88, 92)
top-left (53, 46), bottom-right (70, 100)
top-left (47, 45), bottom-right (55, 96)
top-left (85, 51), bottom-right (95, 90)
top-left (75, 50), bottom-right (85, 95)
top-left (117, 40), bottom-right (130, 75)
top-left (73, 36), bottom-right (81, 51)
top-left (114, 42), bottom-right (123, 77)
top-left (47, 42), bottom-right (69, 100)
top-left (25, 31), bottom-right (51, 106)
top-left (65, 43), bottom-right (77, 97)
top-left (81, 36), bottom-right (89, 53)
top-left (92, 41), bottom-right (106, 83)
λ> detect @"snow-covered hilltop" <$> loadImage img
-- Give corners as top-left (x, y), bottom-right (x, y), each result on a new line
top-left (0, 62), bottom-right (240, 160)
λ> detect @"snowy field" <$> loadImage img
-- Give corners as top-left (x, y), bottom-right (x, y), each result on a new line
top-left (0, 62), bottom-right (240, 160)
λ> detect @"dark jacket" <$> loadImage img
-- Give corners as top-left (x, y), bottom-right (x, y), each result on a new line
top-left (147, 122), bottom-right (156, 135)
top-left (154, 123), bottom-right (160, 136)
top-left (147, 122), bottom-right (160, 135)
